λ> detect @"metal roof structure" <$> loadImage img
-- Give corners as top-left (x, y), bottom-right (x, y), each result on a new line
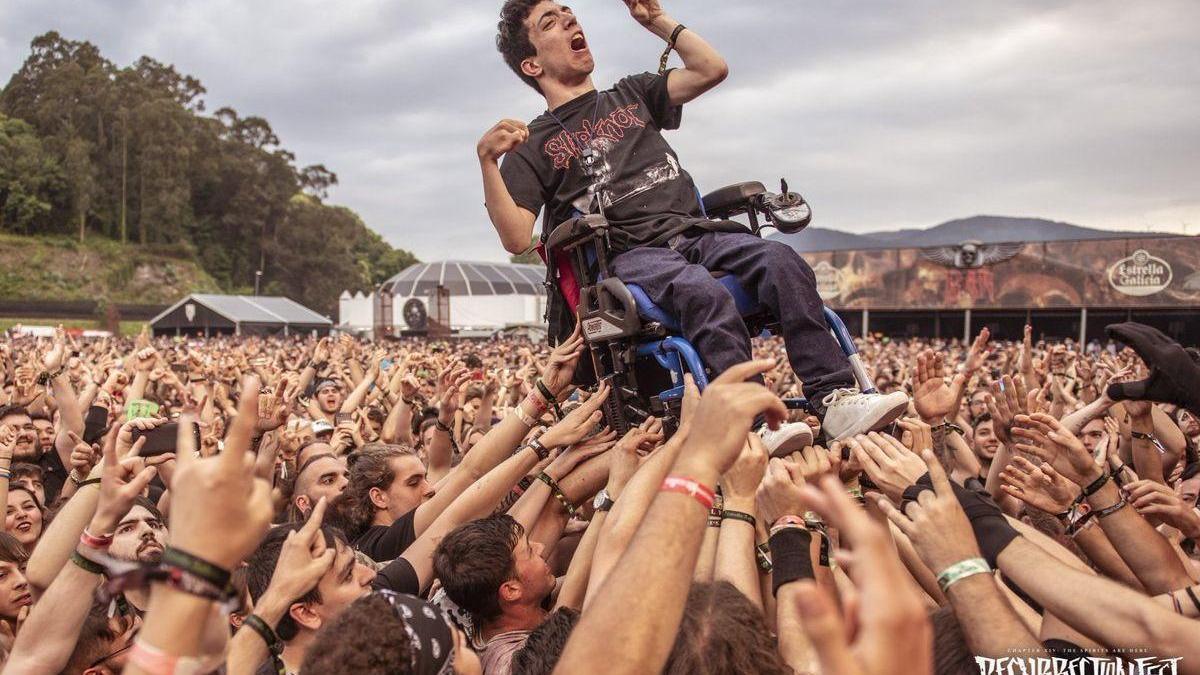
top-left (150, 294), bottom-right (331, 331)
top-left (380, 261), bottom-right (546, 297)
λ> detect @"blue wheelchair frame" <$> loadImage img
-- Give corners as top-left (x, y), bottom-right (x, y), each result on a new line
top-left (545, 186), bottom-right (874, 432)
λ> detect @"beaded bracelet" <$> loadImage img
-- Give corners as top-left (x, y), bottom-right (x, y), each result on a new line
top-left (936, 558), bottom-right (991, 593)
top-left (537, 472), bottom-right (576, 517)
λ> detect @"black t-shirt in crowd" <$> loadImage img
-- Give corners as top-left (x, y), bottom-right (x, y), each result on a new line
top-left (500, 70), bottom-right (710, 254)
top-left (354, 508), bottom-right (418, 563)
top-left (38, 448), bottom-right (67, 505)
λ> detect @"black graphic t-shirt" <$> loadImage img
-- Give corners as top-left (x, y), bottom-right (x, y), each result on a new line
top-left (500, 70), bottom-right (710, 253)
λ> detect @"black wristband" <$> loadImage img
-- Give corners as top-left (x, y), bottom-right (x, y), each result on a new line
top-left (950, 482), bottom-right (1020, 568)
top-left (71, 550), bottom-right (105, 575)
top-left (720, 510), bottom-right (756, 528)
top-left (1080, 471), bottom-right (1109, 499)
top-left (770, 527), bottom-right (815, 596)
top-left (526, 438), bottom-right (551, 461)
top-left (244, 614), bottom-right (284, 656)
top-left (435, 418), bottom-right (452, 433)
top-left (78, 477), bottom-right (102, 488)
top-left (900, 473), bottom-right (935, 514)
top-left (535, 380), bottom-right (564, 419)
top-left (818, 532), bottom-right (830, 567)
top-left (162, 547), bottom-right (231, 588)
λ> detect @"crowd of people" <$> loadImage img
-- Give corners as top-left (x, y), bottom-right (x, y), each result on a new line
top-left (0, 320), bottom-right (1196, 674)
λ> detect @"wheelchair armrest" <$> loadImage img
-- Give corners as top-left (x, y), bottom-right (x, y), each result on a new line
top-left (702, 181), bottom-right (766, 219)
top-left (545, 214), bottom-right (609, 254)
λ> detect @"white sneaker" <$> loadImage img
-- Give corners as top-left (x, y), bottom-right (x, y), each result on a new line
top-left (758, 422), bottom-right (814, 458)
top-left (820, 389), bottom-right (910, 441)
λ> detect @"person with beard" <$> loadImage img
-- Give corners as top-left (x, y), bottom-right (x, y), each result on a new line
top-left (311, 379), bottom-right (344, 424)
top-left (105, 497), bottom-right (168, 612)
top-left (0, 406), bottom-right (68, 505)
top-left (290, 454), bottom-right (349, 519)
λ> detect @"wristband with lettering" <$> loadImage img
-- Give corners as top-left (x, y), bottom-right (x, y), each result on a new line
top-left (936, 557), bottom-right (991, 593)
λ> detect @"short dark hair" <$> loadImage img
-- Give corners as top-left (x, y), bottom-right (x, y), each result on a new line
top-left (301, 592), bottom-right (416, 674)
top-left (433, 514), bottom-right (523, 623)
top-left (664, 582), bottom-right (790, 675)
top-left (496, 0), bottom-right (544, 93)
top-left (970, 412), bottom-right (994, 432)
top-left (0, 405), bottom-right (29, 422)
top-left (511, 606), bottom-right (579, 675)
top-left (63, 602), bottom-right (136, 674)
top-left (245, 522), bottom-right (347, 641)
top-left (9, 463), bottom-right (43, 483)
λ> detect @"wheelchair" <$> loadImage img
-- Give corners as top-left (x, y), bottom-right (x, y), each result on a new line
top-left (542, 178), bottom-right (875, 436)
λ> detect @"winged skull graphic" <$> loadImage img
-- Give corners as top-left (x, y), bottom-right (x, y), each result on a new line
top-left (920, 241), bottom-right (1024, 269)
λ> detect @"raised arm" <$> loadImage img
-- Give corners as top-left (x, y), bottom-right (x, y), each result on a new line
top-left (624, 1), bottom-right (728, 105)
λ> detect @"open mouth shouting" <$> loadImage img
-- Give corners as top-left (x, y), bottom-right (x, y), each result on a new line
top-left (570, 31), bottom-right (588, 53)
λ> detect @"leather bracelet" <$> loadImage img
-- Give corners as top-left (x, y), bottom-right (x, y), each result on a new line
top-left (244, 614), bottom-right (284, 658)
top-left (78, 477), bottom-right (102, 488)
top-left (535, 380), bottom-right (563, 419)
top-left (70, 550), bottom-right (105, 575)
top-left (1131, 430), bottom-right (1167, 454)
top-left (658, 24), bottom-right (687, 74)
top-left (1079, 470), bottom-right (1110, 499)
top-left (721, 510), bottom-right (756, 528)
top-left (1093, 496), bottom-right (1128, 519)
top-left (932, 421), bottom-right (965, 436)
top-left (755, 542), bottom-right (773, 573)
top-left (435, 418), bottom-right (452, 433)
top-left (526, 438), bottom-right (551, 461)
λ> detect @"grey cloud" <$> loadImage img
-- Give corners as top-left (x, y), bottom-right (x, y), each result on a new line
top-left (2, 0), bottom-right (1196, 262)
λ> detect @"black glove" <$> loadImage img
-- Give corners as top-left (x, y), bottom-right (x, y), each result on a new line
top-left (1104, 322), bottom-right (1200, 415)
top-left (899, 472), bottom-right (1019, 568)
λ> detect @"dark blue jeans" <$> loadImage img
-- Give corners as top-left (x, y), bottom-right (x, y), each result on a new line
top-left (611, 230), bottom-right (854, 404)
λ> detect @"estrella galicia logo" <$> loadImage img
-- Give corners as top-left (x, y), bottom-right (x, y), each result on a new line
top-left (1108, 249), bottom-right (1172, 297)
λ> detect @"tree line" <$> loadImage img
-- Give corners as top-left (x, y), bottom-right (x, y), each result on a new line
top-left (0, 31), bottom-right (417, 313)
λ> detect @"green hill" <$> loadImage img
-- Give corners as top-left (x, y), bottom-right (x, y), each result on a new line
top-left (0, 233), bottom-right (219, 304)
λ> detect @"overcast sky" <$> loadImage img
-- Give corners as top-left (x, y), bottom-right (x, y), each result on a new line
top-left (2, 0), bottom-right (1197, 262)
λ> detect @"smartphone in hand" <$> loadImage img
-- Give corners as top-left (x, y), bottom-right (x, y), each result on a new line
top-left (131, 422), bottom-right (200, 457)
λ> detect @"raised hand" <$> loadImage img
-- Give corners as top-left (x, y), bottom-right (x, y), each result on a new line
top-left (756, 454), bottom-right (808, 526)
top-left (1010, 413), bottom-right (1100, 487)
top-left (90, 428), bottom-right (159, 534)
top-left (541, 320), bottom-right (585, 397)
top-left (674, 360), bottom-right (787, 484)
top-left (623, 0), bottom-right (665, 27)
top-left (541, 380), bottom-right (611, 448)
top-left (41, 325), bottom-right (67, 372)
top-left (720, 434), bottom-right (768, 507)
top-left (850, 432), bottom-right (928, 504)
top-left (1125, 480), bottom-right (1200, 535)
top-left (167, 378), bottom-right (275, 570)
top-left (912, 349), bottom-right (966, 422)
top-left (546, 427), bottom-right (617, 480)
top-left (256, 387), bottom-right (289, 433)
top-left (873, 449), bottom-right (981, 576)
top-left (264, 497), bottom-right (337, 601)
top-left (985, 374), bottom-right (1031, 444)
top-left (963, 327), bottom-right (991, 375)
top-left (477, 119), bottom-right (530, 162)
top-left (793, 474), bottom-right (932, 675)
top-left (999, 455), bottom-right (1079, 515)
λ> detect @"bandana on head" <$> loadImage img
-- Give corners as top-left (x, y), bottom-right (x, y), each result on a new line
top-left (375, 590), bottom-right (458, 675)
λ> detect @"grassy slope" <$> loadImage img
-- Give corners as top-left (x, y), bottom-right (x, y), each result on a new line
top-left (0, 233), bottom-right (221, 305)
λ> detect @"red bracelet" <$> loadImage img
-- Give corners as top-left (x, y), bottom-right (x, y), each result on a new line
top-left (524, 391), bottom-right (549, 414)
top-left (80, 528), bottom-right (113, 549)
top-left (660, 475), bottom-right (716, 510)
top-left (128, 641), bottom-right (180, 675)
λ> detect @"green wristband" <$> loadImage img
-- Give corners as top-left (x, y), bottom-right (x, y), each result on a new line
top-left (936, 557), bottom-right (990, 593)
